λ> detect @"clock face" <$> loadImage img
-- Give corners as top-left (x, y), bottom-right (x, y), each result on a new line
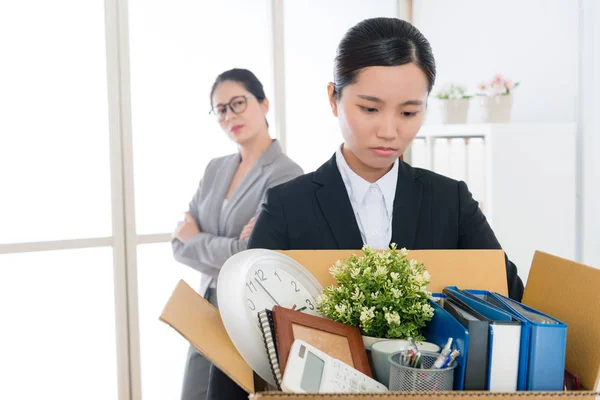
top-left (244, 263), bottom-right (320, 325)
top-left (217, 249), bottom-right (323, 388)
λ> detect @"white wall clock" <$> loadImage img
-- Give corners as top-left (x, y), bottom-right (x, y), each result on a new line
top-left (217, 249), bottom-right (323, 387)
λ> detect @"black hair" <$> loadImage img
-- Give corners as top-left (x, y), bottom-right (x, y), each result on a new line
top-left (210, 68), bottom-right (267, 106)
top-left (332, 17), bottom-right (436, 98)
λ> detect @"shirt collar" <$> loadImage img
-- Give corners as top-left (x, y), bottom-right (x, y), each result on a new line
top-left (378, 157), bottom-right (399, 217)
top-left (335, 145), bottom-right (398, 216)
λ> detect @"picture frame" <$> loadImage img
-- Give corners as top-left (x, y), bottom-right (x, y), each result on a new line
top-left (271, 305), bottom-right (372, 377)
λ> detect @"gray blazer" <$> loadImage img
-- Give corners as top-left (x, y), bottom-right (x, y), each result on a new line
top-left (172, 139), bottom-right (303, 296)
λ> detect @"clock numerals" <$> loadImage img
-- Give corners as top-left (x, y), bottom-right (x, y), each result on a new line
top-left (306, 299), bottom-right (315, 310)
top-left (291, 281), bottom-right (300, 293)
top-left (247, 268), bottom-right (317, 316)
top-left (255, 269), bottom-right (267, 282)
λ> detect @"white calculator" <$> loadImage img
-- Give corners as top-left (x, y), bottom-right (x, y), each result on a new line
top-left (281, 339), bottom-right (388, 393)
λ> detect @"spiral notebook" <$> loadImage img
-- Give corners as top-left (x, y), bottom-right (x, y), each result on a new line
top-left (257, 309), bottom-right (282, 389)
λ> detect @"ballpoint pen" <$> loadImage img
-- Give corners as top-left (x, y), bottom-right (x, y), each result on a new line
top-left (413, 351), bottom-right (423, 368)
top-left (441, 349), bottom-right (460, 368)
top-left (404, 337), bottom-right (419, 367)
top-left (432, 337), bottom-right (453, 369)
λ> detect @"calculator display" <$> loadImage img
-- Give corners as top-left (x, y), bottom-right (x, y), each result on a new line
top-left (300, 351), bottom-right (325, 392)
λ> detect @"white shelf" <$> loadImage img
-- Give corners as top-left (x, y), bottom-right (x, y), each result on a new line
top-left (411, 123), bottom-right (577, 282)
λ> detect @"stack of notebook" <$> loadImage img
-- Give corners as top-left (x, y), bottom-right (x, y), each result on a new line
top-left (257, 309), bottom-right (282, 389)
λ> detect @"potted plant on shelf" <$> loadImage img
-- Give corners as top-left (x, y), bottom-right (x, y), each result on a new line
top-left (477, 74), bottom-right (520, 123)
top-left (435, 83), bottom-right (472, 124)
top-left (316, 244), bottom-right (434, 349)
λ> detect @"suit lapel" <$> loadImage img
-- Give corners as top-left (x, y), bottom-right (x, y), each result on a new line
top-left (390, 161), bottom-right (423, 249)
top-left (314, 155), bottom-right (364, 249)
top-left (222, 162), bottom-right (263, 222)
top-left (221, 140), bottom-right (283, 228)
top-left (213, 154), bottom-right (241, 234)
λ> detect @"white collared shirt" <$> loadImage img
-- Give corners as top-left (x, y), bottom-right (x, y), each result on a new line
top-left (335, 146), bottom-right (398, 250)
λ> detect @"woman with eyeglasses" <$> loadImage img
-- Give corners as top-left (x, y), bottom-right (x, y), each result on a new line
top-left (172, 68), bottom-right (302, 400)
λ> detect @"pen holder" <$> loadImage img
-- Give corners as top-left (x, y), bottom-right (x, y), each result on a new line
top-left (388, 351), bottom-right (456, 391)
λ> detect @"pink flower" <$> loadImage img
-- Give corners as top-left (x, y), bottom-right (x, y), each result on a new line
top-left (505, 80), bottom-right (514, 91)
top-left (477, 82), bottom-right (488, 91)
top-left (492, 81), bottom-right (503, 93)
top-left (493, 73), bottom-right (503, 83)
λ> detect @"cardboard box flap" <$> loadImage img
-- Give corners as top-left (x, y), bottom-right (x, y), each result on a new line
top-left (159, 280), bottom-right (254, 393)
top-left (280, 249), bottom-right (508, 296)
top-left (523, 251), bottom-right (600, 391)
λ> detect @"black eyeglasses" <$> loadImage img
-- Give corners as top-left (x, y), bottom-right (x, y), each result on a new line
top-left (209, 95), bottom-right (251, 121)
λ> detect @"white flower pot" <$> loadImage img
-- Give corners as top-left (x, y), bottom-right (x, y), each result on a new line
top-left (439, 98), bottom-right (470, 124)
top-left (362, 335), bottom-right (390, 350)
top-left (480, 94), bottom-right (513, 123)
top-left (362, 335), bottom-right (389, 377)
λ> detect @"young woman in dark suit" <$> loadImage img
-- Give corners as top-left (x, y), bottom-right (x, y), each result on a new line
top-left (248, 18), bottom-right (523, 300)
top-left (249, 18), bottom-right (523, 300)
top-left (212, 17), bottom-right (524, 400)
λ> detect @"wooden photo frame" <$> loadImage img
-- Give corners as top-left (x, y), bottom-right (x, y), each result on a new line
top-left (272, 306), bottom-right (372, 377)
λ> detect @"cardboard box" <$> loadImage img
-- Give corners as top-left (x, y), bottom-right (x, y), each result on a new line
top-left (160, 250), bottom-right (600, 399)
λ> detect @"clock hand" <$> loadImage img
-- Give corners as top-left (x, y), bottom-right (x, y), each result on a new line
top-left (254, 278), bottom-right (280, 306)
top-left (295, 306), bottom-right (307, 312)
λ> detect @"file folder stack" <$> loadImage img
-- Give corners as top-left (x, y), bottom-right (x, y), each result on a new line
top-left (466, 289), bottom-right (567, 391)
top-left (439, 286), bottom-right (567, 391)
top-left (444, 286), bottom-right (522, 392)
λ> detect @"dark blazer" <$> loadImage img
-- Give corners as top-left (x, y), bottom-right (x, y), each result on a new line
top-left (248, 154), bottom-right (524, 301)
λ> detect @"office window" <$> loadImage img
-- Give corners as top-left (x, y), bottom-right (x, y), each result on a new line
top-left (0, 1), bottom-right (112, 243)
top-left (283, 0), bottom-right (397, 173)
top-left (136, 243), bottom-right (201, 400)
top-left (129, 0), bottom-right (275, 236)
top-left (0, 248), bottom-right (118, 400)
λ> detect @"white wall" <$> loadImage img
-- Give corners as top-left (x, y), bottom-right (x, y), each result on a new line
top-left (486, 124), bottom-right (576, 282)
top-left (413, 0), bottom-right (579, 124)
top-left (283, 0), bottom-right (397, 173)
top-left (581, 0), bottom-right (600, 271)
top-left (411, 1), bottom-right (600, 273)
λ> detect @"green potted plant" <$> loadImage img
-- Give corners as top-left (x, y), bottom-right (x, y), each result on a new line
top-left (435, 83), bottom-right (472, 124)
top-left (316, 244), bottom-right (434, 348)
top-left (477, 74), bottom-right (520, 123)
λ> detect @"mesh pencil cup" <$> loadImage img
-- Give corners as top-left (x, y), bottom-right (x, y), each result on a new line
top-left (388, 351), bottom-right (456, 391)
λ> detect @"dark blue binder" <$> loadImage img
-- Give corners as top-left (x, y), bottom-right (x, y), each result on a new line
top-left (445, 286), bottom-right (514, 321)
top-left (422, 299), bottom-right (469, 390)
top-left (467, 290), bottom-right (567, 391)
top-left (442, 297), bottom-right (490, 390)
